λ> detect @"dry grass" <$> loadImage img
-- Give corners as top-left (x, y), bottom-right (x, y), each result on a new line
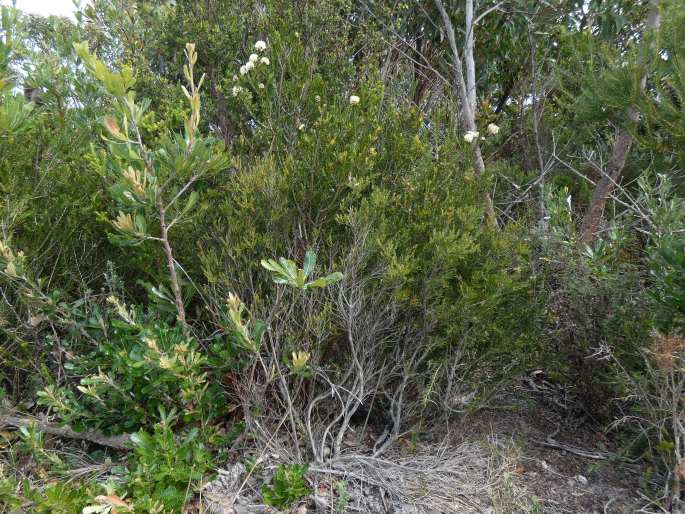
top-left (203, 435), bottom-right (527, 514)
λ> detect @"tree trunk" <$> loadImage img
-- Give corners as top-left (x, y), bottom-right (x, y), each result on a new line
top-left (412, 37), bottom-right (432, 106)
top-left (464, 0), bottom-right (476, 114)
top-left (579, 1), bottom-right (660, 245)
top-left (433, 0), bottom-right (497, 227)
top-left (578, 114), bottom-right (637, 245)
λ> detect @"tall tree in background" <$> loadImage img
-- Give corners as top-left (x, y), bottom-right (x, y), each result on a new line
top-left (579, 0), bottom-right (661, 245)
top-left (432, 0), bottom-right (500, 226)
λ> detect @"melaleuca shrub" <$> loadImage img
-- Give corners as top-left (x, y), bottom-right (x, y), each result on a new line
top-left (359, 114), bottom-right (540, 406)
top-left (201, 77), bottom-right (540, 410)
top-left (199, 73), bottom-right (387, 301)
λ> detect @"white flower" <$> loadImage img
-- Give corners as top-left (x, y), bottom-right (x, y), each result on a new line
top-left (349, 95), bottom-right (360, 105)
top-left (249, 53), bottom-right (259, 63)
top-left (245, 61), bottom-right (255, 71)
top-left (255, 40), bottom-right (267, 51)
top-left (232, 74), bottom-right (238, 81)
top-left (298, 123), bottom-right (305, 131)
top-left (463, 130), bottom-right (479, 143)
top-left (240, 65), bottom-right (248, 75)
top-left (260, 56), bottom-right (270, 65)
top-left (258, 83), bottom-right (265, 89)
top-left (315, 95), bottom-right (321, 103)
top-left (232, 86), bottom-right (243, 97)
top-left (487, 123), bottom-right (500, 135)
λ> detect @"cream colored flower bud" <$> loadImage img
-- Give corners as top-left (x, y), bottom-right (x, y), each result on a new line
top-left (291, 351), bottom-right (311, 371)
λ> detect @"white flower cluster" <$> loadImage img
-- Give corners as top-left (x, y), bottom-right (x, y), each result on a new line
top-left (463, 123), bottom-right (500, 143)
top-left (239, 40), bottom-right (269, 76)
top-left (349, 95), bottom-right (360, 105)
top-left (463, 130), bottom-right (479, 143)
top-left (232, 85), bottom-right (251, 100)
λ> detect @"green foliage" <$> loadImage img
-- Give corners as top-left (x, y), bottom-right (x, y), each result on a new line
top-left (534, 190), bottom-right (651, 414)
top-left (35, 308), bottom-right (224, 434)
top-left (0, 413), bottom-right (211, 514)
top-left (358, 114), bottom-right (539, 393)
top-left (199, 80), bottom-right (539, 408)
top-left (2, 0), bottom-right (685, 511)
top-left (639, 173), bottom-right (685, 332)
top-left (73, 39), bottom-right (229, 325)
top-left (0, 91), bottom-right (33, 131)
top-left (335, 480), bottom-right (351, 512)
top-left (0, 474), bottom-right (96, 514)
top-left (261, 464), bottom-right (311, 509)
top-left (261, 250), bottom-right (344, 290)
top-left (650, 238), bottom-right (685, 332)
top-left (127, 412), bottom-right (213, 513)
top-left (633, 1), bottom-right (685, 179)
top-left (0, 424), bottom-right (102, 514)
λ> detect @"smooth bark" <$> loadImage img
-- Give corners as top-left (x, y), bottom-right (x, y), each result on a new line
top-left (433, 0), bottom-right (497, 226)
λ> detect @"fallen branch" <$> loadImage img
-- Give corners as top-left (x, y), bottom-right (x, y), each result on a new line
top-left (533, 438), bottom-right (610, 460)
top-left (0, 411), bottom-right (131, 450)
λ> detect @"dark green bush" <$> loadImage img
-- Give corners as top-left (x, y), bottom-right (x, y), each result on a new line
top-left (261, 463), bottom-right (311, 509)
top-left (127, 414), bottom-right (213, 512)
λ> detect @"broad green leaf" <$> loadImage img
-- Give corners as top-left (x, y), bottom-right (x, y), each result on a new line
top-left (303, 250), bottom-right (316, 278)
top-left (261, 259), bottom-right (283, 273)
top-left (306, 272), bottom-right (344, 289)
top-left (296, 269), bottom-right (306, 288)
top-left (279, 257), bottom-right (298, 280)
top-left (251, 320), bottom-right (267, 347)
top-left (180, 190), bottom-right (199, 218)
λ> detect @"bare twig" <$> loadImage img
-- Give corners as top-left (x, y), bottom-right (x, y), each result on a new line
top-left (532, 438), bottom-right (611, 460)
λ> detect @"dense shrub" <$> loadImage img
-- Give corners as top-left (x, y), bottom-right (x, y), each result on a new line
top-left (534, 190), bottom-right (651, 418)
top-left (1, 0), bottom-right (685, 512)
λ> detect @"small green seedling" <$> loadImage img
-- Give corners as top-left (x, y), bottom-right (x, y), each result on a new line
top-left (261, 250), bottom-right (343, 290)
